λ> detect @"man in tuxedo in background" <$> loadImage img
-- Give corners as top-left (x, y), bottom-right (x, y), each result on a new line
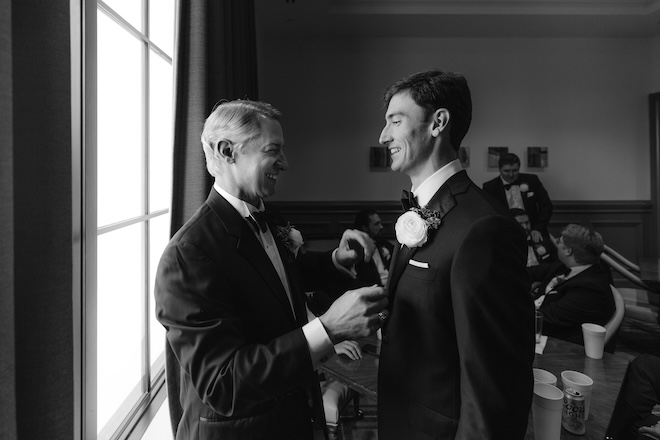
top-left (483, 152), bottom-right (553, 243)
top-left (530, 223), bottom-right (615, 347)
top-left (155, 100), bottom-right (388, 440)
top-left (377, 69), bottom-right (535, 439)
top-left (354, 208), bottom-right (394, 286)
top-left (511, 208), bottom-right (556, 267)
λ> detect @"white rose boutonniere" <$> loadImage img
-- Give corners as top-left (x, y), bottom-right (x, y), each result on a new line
top-left (276, 223), bottom-right (304, 257)
top-left (519, 183), bottom-right (529, 192)
top-left (395, 207), bottom-right (442, 248)
top-left (535, 245), bottom-right (546, 256)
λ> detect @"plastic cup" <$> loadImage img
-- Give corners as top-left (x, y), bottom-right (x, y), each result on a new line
top-left (532, 382), bottom-right (564, 440)
top-left (535, 311), bottom-right (544, 344)
top-left (561, 370), bottom-right (594, 420)
top-left (582, 323), bottom-right (606, 359)
top-left (533, 368), bottom-right (558, 387)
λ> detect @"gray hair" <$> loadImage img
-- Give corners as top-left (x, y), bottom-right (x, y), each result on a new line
top-left (200, 100), bottom-right (282, 177)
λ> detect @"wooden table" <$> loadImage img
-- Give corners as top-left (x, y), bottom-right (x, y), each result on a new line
top-left (319, 336), bottom-right (633, 439)
top-left (530, 337), bottom-right (633, 439)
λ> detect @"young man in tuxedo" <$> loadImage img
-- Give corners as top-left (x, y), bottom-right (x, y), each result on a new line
top-left (530, 223), bottom-right (615, 347)
top-left (155, 100), bottom-right (388, 440)
top-left (511, 208), bottom-right (556, 267)
top-left (377, 69), bottom-right (535, 439)
top-left (483, 152), bottom-right (553, 243)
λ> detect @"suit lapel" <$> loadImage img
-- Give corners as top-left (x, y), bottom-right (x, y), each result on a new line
top-left (206, 190), bottom-right (297, 326)
top-left (385, 171), bottom-right (469, 321)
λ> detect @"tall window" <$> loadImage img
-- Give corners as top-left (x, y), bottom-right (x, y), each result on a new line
top-left (93, 1), bottom-right (174, 438)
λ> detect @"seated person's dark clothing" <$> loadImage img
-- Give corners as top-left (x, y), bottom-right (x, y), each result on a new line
top-left (607, 354), bottom-right (660, 440)
top-left (529, 260), bottom-right (615, 346)
top-left (526, 232), bottom-right (557, 266)
top-left (307, 258), bottom-right (383, 316)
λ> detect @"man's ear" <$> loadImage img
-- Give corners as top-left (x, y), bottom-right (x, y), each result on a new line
top-left (430, 108), bottom-right (450, 138)
top-left (216, 140), bottom-right (235, 163)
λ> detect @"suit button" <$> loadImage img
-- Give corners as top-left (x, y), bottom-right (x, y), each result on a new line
top-left (321, 356), bottom-right (328, 363)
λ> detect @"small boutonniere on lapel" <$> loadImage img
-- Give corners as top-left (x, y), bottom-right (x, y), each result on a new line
top-left (395, 207), bottom-right (442, 248)
top-left (275, 223), bottom-right (304, 257)
top-left (519, 183), bottom-right (529, 193)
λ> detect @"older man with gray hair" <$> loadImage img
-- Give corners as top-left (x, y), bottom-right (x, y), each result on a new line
top-left (155, 99), bottom-right (388, 440)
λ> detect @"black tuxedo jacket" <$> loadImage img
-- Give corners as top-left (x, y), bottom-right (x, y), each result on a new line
top-left (155, 189), bottom-right (338, 440)
top-left (482, 173), bottom-right (553, 233)
top-left (378, 171), bottom-right (535, 440)
top-left (530, 260), bottom-right (615, 346)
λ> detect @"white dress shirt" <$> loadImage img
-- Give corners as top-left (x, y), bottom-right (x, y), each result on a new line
top-left (214, 184), bottom-right (334, 368)
top-left (501, 176), bottom-right (525, 210)
top-left (412, 159), bottom-right (463, 208)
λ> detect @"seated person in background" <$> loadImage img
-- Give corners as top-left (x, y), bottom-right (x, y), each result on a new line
top-left (354, 208), bottom-right (394, 286)
top-left (606, 354), bottom-right (660, 440)
top-left (483, 152), bottom-right (553, 242)
top-left (511, 208), bottom-right (556, 267)
top-left (529, 223), bottom-right (615, 346)
top-left (308, 210), bottom-right (392, 315)
top-left (305, 307), bottom-right (360, 439)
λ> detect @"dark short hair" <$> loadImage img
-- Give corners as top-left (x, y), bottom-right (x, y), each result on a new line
top-left (498, 153), bottom-right (521, 169)
top-left (383, 69), bottom-right (472, 151)
top-left (561, 224), bottom-right (605, 265)
top-left (355, 209), bottom-right (378, 230)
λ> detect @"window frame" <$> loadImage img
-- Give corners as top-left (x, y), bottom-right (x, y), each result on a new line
top-left (77, 1), bottom-right (174, 439)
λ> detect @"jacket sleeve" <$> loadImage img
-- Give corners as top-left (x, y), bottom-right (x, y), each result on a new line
top-left (155, 241), bottom-right (318, 417)
top-left (451, 215), bottom-right (535, 439)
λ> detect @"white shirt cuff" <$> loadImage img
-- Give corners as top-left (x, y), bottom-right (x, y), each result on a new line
top-left (302, 317), bottom-right (335, 369)
top-left (332, 248), bottom-right (357, 279)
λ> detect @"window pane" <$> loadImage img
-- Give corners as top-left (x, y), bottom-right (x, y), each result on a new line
top-left (97, 224), bottom-right (144, 433)
top-left (103, 0), bottom-right (142, 32)
top-left (149, 214), bottom-right (170, 371)
top-left (149, 51), bottom-right (173, 213)
top-left (149, 0), bottom-right (174, 55)
top-left (97, 11), bottom-right (143, 227)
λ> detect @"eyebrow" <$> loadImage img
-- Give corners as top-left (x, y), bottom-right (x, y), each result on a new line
top-left (386, 111), bottom-right (404, 120)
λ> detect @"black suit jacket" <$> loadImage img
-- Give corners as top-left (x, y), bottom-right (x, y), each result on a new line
top-left (482, 173), bottom-right (553, 233)
top-left (155, 190), bottom-right (338, 440)
top-left (530, 260), bottom-right (615, 347)
top-left (378, 171), bottom-right (535, 440)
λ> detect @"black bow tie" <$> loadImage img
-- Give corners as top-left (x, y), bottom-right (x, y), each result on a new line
top-left (401, 190), bottom-right (419, 211)
top-left (248, 210), bottom-right (268, 233)
top-left (503, 180), bottom-right (520, 191)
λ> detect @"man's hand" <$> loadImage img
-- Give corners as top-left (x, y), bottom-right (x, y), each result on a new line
top-left (530, 230), bottom-right (543, 243)
top-left (319, 285), bottom-right (388, 344)
top-left (639, 421), bottom-right (660, 439)
top-left (334, 340), bottom-right (362, 360)
top-left (335, 229), bottom-right (375, 266)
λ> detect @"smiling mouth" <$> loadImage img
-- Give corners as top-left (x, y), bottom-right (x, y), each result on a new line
top-left (266, 173), bottom-right (278, 181)
top-left (389, 147), bottom-right (401, 156)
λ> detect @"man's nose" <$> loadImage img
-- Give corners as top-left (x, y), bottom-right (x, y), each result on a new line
top-left (278, 152), bottom-right (289, 171)
top-left (379, 126), bottom-right (391, 145)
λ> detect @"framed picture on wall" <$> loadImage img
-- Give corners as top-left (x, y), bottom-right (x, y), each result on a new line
top-left (369, 146), bottom-right (391, 171)
top-left (487, 146), bottom-right (508, 169)
top-left (527, 147), bottom-right (548, 168)
top-left (459, 146), bottom-right (470, 167)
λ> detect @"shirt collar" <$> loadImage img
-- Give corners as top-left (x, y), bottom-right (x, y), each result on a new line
top-left (412, 159), bottom-right (463, 208)
top-left (566, 264), bottom-right (592, 279)
top-left (213, 183), bottom-right (264, 217)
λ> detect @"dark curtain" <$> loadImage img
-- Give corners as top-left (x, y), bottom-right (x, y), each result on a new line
top-left (166, 0), bottom-right (259, 436)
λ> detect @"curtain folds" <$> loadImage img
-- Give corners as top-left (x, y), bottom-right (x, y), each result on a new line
top-left (166, 0), bottom-right (259, 435)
